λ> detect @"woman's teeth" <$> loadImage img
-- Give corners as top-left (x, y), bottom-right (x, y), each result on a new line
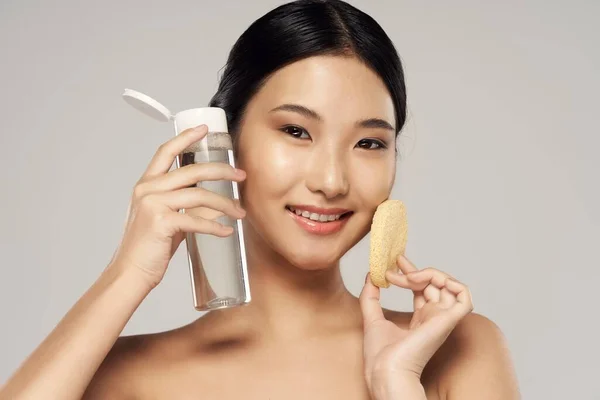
top-left (288, 206), bottom-right (344, 222)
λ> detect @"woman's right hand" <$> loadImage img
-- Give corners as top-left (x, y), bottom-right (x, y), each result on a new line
top-left (109, 124), bottom-right (247, 289)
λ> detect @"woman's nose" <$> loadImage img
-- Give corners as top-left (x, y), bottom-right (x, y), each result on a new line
top-left (305, 147), bottom-right (349, 199)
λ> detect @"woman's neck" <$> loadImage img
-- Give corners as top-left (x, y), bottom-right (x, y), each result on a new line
top-left (206, 232), bottom-right (363, 342)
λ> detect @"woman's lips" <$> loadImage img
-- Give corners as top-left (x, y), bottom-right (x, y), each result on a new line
top-left (286, 208), bottom-right (352, 235)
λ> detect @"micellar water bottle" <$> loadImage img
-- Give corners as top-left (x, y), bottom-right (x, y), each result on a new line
top-left (122, 89), bottom-right (251, 311)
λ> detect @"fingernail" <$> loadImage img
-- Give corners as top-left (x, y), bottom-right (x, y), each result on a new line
top-left (365, 273), bottom-right (370, 283)
top-left (235, 168), bottom-right (246, 176)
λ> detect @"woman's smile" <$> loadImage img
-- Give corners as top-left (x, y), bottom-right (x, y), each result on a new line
top-left (285, 205), bottom-right (354, 235)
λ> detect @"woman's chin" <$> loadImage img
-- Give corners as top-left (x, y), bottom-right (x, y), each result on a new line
top-left (282, 248), bottom-right (343, 271)
top-left (245, 218), bottom-right (356, 270)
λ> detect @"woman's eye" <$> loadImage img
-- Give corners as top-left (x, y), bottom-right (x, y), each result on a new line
top-left (281, 125), bottom-right (310, 139)
top-left (356, 139), bottom-right (387, 150)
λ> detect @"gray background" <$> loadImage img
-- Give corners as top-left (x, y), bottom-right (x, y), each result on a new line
top-left (0, 0), bottom-right (598, 398)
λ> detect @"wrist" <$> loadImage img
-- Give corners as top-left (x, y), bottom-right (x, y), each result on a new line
top-left (104, 261), bottom-right (157, 296)
top-left (371, 374), bottom-right (426, 400)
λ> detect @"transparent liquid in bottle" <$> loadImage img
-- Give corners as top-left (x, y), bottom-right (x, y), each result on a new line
top-left (180, 132), bottom-right (250, 310)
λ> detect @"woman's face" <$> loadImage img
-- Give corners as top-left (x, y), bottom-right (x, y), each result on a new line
top-left (237, 55), bottom-right (397, 270)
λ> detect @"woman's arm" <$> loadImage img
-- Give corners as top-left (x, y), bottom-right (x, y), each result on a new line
top-left (1, 125), bottom-right (246, 400)
top-left (0, 263), bottom-right (152, 400)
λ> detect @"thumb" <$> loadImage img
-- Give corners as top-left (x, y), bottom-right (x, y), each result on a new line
top-left (170, 231), bottom-right (185, 256)
top-left (359, 273), bottom-right (385, 327)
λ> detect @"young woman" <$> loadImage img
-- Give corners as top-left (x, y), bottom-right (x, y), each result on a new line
top-left (1, 1), bottom-right (519, 399)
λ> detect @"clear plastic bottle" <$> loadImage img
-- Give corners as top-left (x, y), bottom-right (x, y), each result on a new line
top-left (174, 109), bottom-right (250, 310)
top-left (122, 89), bottom-right (251, 310)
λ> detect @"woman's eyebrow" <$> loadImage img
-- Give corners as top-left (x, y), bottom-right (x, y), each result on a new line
top-left (357, 118), bottom-right (394, 132)
top-left (270, 104), bottom-right (322, 121)
top-left (270, 103), bottom-right (394, 131)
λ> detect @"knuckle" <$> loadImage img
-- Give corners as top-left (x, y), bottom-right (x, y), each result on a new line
top-left (198, 217), bottom-right (214, 229)
top-left (358, 295), bottom-right (367, 307)
top-left (156, 142), bottom-right (169, 155)
top-left (208, 223), bottom-right (225, 235)
top-left (190, 186), bottom-right (208, 201)
top-left (158, 142), bottom-right (177, 158)
top-left (194, 185), bottom-right (207, 195)
top-left (218, 164), bottom-right (237, 178)
top-left (211, 220), bottom-right (225, 230)
top-left (216, 163), bottom-right (235, 176)
top-left (157, 141), bottom-right (170, 152)
top-left (132, 182), bottom-right (147, 199)
top-left (151, 211), bottom-right (171, 229)
top-left (138, 193), bottom-right (156, 209)
top-left (191, 163), bottom-right (211, 179)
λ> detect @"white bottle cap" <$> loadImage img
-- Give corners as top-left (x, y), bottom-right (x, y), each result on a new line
top-left (122, 88), bottom-right (172, 122)
top-left (121, 88), bottom-right (229, 134)
top-left (174, 108), bottom-right (229, 135)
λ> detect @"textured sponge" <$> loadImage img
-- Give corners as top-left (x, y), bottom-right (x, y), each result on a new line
top-left (369, 200), bottom-right (408, 288)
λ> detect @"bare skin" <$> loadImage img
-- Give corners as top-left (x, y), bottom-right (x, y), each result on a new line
top-left (85, 307), bottom-right (512, 400)
top-left (85, 310), bottom-right (414, 399)
top-left (1, 56), bottom-right (519, 400)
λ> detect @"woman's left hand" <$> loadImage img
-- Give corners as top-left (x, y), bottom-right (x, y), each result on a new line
top-left (359, 254), bottom-right (474, 399)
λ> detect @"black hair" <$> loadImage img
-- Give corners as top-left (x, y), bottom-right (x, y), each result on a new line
top-left (209, 0), bottom-right (406, 145)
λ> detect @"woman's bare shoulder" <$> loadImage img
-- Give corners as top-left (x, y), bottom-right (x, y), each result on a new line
top-left (430, 312), bottom-right (519, 397)
top-left (384, 310), bottom-right (518, 398)
top-left (82, 321), bottom-right (203, 399)
top-left (81, 333), bottom-right (167, 399)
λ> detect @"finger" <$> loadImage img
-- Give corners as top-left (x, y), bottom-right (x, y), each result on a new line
top-left (137, 163), bottom-right (246, 196)
top-left (396, 273), bottom-right (440, 303)
top-left (396, 254), bottom-right (418, 275)
top-left (157, 187), bottom-right (246, 218)
top-left (168, 212), bottom-right (234, 237)
top-left (445, 278), bottom-right (474, 317)
top-left (396, 255), bottom-right (441, 302)
top-left (413, 292), bottom-right (426, 309)
top-left (143, 125), bottom-right (209, 178)
top-left (359, 273), bottom-right (385, 327)
top-left (384, 271), bottom-right (427, 310)
top-left (406, 268), bottom-right (452, 288)
top-left (406, 268), bottom-right (451, 303)
top-left (423, 285), bottom-right (440, 303)
top-left (398, 254), bottom-right (440, 302)
top-left (170, 231), bottom-right (185, 255)
top-left (387, 271), bottom-right (436, 292)
top-left (439, 285), bottom-right (457, 309)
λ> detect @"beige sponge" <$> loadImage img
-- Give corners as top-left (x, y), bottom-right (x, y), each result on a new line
top-left (369, 200), bottom-right (408, 288)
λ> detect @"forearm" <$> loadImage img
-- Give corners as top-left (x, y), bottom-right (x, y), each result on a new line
top-left (0, 263), bottom-right (152, 400)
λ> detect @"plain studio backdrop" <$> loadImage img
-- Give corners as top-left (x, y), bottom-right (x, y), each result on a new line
top-left (0, 0), bottom-right (598, 398)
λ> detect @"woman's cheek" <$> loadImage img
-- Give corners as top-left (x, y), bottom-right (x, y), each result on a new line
top-left (243, 139), bottom-right (301, 199)
top-left (262, 140), bottom-right (299, 172)
top-left (351, 160), bottom-right (395, 204)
